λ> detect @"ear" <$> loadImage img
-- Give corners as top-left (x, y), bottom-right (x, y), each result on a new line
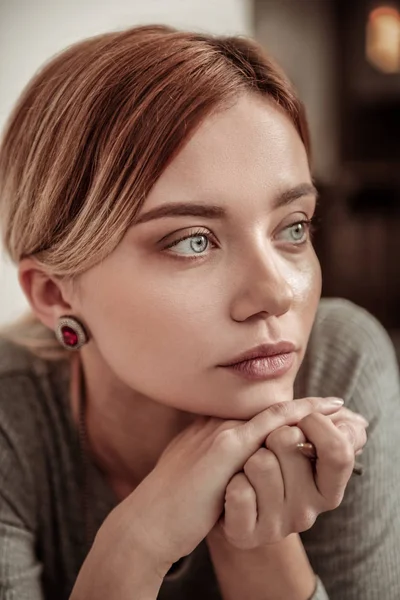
top-left (18, 257), bottom-right (76, 331)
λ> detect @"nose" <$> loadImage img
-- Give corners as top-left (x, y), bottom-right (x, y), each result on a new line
top-left (229, 245), bottom-right (294, 322)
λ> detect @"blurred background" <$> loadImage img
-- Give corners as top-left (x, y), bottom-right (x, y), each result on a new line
top-left (1, 0), bottom-right (399, 355)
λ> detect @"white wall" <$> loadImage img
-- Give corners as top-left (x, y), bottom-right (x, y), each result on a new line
top-left (0, 0), bottom-right (253, 326)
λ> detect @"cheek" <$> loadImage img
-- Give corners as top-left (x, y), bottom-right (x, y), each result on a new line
top-left (290, 253), bottom-right (322, 307)
top-left (80, 269), bottom-right (215, 366)
top-left (286, 252), bottom-right (322, 344)
top-left (292, 257), bottom-right (322, 309)
top-left (78, 269), bottom-right (224, 408)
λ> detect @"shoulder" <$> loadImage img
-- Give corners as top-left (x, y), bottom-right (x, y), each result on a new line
top-left (0, 335), bottom-right (73, 459)
top-left (0, 334), bottom-right (48, 377)
top-left (0, 337), bottom-right (72, 450)
top-left (313, 297), bottom-right (395, 356)
top-left (300, 301), bottom-right (400, 595)
top-left (297, 298), bottom-right (399, 413)
top-left (0, 337), bottom-right (70, 527)
top-left (0, 339), bottom-right (44, 528)
top-left (0, 336), bottom-right (52, 435)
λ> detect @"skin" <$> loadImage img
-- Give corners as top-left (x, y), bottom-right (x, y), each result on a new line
top-left (21, 92), bottom-right (346, 500)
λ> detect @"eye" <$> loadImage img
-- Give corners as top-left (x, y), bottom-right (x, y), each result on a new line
top-left (276, 218), bottom-right (315, 245)
top-left (163, 228), bottom-right (218, 258)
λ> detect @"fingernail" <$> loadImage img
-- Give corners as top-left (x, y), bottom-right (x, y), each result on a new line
top-left (355, 449), bottom-right (363, 456)
top-left (328, 398), bottom-right (344, 406)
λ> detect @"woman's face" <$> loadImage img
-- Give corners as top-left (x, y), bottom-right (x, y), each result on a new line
top-left (73, 93), bottom-right (321, 420)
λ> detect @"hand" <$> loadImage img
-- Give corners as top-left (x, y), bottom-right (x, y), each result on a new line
top-left (101, 397), bottom-right (345, 572)
top-left (328, 405), bottom-right (369, 455)
top-left (214, 402), bottom-right (367, 550)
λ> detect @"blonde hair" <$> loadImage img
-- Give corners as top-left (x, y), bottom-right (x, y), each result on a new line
top-left (0, 24), bottom-right (310, 361)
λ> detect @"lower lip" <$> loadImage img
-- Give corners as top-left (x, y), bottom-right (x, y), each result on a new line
top-left (221, 352), bottom-right (295, 381)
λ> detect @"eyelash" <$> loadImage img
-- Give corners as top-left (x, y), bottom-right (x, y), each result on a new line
top-left (163, 228), bottom-right (218, 257)
top-left (163, 218), bottom-right (317, 259)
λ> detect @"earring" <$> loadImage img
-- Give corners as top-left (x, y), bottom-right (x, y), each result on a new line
top-left (55, 315), bottom-right (89, 351)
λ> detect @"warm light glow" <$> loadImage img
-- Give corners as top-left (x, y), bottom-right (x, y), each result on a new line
top-left (370, 6), bottom-right (399, 19)
top-left (366, 5), bottom-right (400, 73)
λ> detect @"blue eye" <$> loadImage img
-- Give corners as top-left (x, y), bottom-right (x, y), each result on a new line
top-left (164, 230), bottom-right (217, 257)
top-left (277, 219), bottom-right (314, 245)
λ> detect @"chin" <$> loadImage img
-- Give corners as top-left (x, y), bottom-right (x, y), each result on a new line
top-left (206, 380), bottom-right (296, 421)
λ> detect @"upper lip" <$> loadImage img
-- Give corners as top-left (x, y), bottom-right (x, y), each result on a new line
top-left (220, 341), bottom-right (296, 366)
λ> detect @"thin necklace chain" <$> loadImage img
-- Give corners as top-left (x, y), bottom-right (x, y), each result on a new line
top-left (75, 354), bottom-right (95, 551)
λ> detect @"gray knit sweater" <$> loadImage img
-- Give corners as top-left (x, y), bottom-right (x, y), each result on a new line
top-left (0, 298), bottom-right (399, 599)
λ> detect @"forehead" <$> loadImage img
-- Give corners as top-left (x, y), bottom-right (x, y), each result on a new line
top-left (144, 93), bottom-right (311, 210)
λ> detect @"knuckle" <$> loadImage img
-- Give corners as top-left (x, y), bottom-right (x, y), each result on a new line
top-left (213, 429), bottom-right (239, 455)
top-left (266, 401), bottom-right (291, 418)
top-left (267, 425), bottom-right (304, 450)
top-left (301, 396), bottom-right (328, 414)
top-left (341, 443), bottom-right (356, 466)
top-left (325, 491), bottom-right (345, 511)
top-left (292, 509), bottom-right (318, 533)
top-left (303, 396), bottom-right (318, 411)
top-left (343, 422), bottom-right (368, 450)
top-left (337, 423), bottom-right (356, 446)
top-left (324, 439), bottom-right (354, 469)
top-left (299, 412), bottom-right (325, 428)
top-left (225, 473), bottom-right (254, 503)
top-left (244, 448), bottom-right (277, 477)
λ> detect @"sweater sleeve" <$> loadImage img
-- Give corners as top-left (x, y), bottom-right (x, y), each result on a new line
top-left (0, 374), bottom-right (44, 600)
top-left (297, 298), bottom-right (400, 599)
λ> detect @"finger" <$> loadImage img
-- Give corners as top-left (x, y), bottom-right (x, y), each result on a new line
top-left (222, 472), bottom-right (257, 545)
top-left (335, 421), bottom-right (368, 454)
top-left (328, 406), bottom-right (369, 428)
top-left (298, 413), bottom-right (363, 506)
top-left (243, 447), bottom-right (284, 532)
top-left (265, 426), bottom-right (319, 533)
top-left (265, 425), bottom-right (310, 500)
top-left (205, 398), bottom-right (344, 488)
top-left (234, 397), bottom-right (345, 462)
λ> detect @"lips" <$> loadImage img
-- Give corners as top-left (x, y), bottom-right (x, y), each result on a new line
top-left (220, 341), bottom-right (296, 367)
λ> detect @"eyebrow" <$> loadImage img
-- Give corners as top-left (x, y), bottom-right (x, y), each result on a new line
top-left (134, 183), bottom-right (318, 225)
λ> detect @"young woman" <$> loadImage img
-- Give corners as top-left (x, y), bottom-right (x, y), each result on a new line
top-left (0, 25), bottom-right (398, 600)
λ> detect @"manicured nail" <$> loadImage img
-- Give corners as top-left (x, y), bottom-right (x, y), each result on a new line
top-left (329, 398), bottom-right (344, 406)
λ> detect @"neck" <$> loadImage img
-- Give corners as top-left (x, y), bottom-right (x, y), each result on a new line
top-left (70, 349), bottom-right (196, 501)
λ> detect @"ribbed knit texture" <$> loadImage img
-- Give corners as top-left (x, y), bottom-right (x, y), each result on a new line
top-left (0, 298), bottom-right (399, 599)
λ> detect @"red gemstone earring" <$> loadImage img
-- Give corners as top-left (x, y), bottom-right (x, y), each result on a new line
top-left (55, 315), bottom-right (89, 351)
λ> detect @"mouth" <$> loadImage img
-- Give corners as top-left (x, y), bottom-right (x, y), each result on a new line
top-left (220, 341), bottom-right (296, 366)
top-left (219, 352), bottom-right (295, 381)
top-left (218, 341), bottom-right (297, 382)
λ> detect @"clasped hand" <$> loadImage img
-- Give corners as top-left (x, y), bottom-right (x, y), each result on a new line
top-left (107, 397), bottom-right (368, 573)
top-left (217, 404), bottom-right (367, 549)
